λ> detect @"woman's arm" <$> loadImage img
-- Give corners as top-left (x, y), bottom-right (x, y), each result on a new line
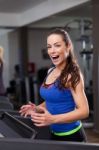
top-left (52, 73), bottom-right (89, 124)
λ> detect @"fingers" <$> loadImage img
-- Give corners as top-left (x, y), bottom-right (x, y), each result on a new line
top-left (20, 102), bottom-right (35, 109)
top-left (19, 102), bottom-right (36, 117)
top-left (31, 113), bottom-right (46, 127)
top-left (19, 105), bottom-right (31, 114)
top-left (31, 108), bottom-right (52, 127)
top-left (20, 104), bottom-right (30, 109)
top-left (33, 123), bottom-right (45, 127)
top-left (20, 109), bottom-right (33, 117)
top-left (20, 103), bottom-right (35, 110)
top-left (19, 104), bottom-right (48, 127)
top-left (19, 106), bottom-right (29, 116)
top-left (31, 112), bottom-right (45, 125)
top-left (24, 110), bottom-right (34, 118)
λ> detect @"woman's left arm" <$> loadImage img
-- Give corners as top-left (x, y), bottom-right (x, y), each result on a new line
top-left (52, 73), bottom-right (89, 124)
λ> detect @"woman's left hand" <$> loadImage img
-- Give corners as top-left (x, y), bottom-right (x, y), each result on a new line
top-left (31, 107), bottom-right (54, 127)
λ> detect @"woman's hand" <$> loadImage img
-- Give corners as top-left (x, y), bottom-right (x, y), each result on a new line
top-left (31, 106), bottom-right (54, 127)
top-left (19, 102), bottom-right (36, 117)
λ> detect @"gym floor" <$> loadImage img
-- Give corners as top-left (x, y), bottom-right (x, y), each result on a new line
top-left (85, 128), bottom-right (99, 143)
top-left (83, 111), bottom-right (99, 143)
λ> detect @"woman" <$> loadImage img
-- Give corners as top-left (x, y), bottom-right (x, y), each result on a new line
top-left (0, 46), bottom-right (6, 96)
top-left (20, 28), bottom-right (89, 142)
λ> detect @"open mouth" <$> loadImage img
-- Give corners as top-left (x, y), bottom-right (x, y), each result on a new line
top-left (51, 56), bottom-right (59, 61)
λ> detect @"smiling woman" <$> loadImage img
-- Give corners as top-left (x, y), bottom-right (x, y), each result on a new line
top-left (20, 28), bottom-right (89, 142)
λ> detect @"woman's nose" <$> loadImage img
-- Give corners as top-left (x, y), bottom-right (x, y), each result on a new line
top-left (50, 46), bottom-right (56, 53)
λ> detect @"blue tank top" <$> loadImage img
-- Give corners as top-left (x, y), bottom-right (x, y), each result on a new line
top-left (40, 79), bottom-right (81, 133)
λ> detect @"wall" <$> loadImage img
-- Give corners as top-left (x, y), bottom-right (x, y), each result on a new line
top-left (28, 28), bottom-right (52, 71)
top-left (8, 29), bottom-right (20, 80)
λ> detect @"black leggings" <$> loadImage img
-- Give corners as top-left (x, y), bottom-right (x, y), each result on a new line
top-left (50, 127), bottom-right (87, 142)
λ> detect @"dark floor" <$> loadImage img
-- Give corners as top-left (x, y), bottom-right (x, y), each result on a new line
top-left (82, 112), bottom-right (99, 143)
top-left (85, 127), bottom-right (99, 143)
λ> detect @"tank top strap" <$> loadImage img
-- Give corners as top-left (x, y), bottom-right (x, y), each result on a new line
top-left (43, 66), bottom-right (55, 83)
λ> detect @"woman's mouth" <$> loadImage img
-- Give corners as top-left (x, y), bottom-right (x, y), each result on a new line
top-left (51, 56), bottom-right (59, 62)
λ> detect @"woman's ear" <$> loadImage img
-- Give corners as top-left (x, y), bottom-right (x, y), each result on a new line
top-left (67, 43), bottom-right (71, 52)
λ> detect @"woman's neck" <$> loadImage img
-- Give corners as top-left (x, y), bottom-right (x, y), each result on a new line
top-left (55, 62), bottom-right (66, 72)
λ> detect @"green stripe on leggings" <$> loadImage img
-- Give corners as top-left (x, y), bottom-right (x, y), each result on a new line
top-left (52, 122), bottom-right (82, 136)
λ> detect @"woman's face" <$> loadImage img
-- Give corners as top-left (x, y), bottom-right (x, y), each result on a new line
top-left (47, 34), bottom-right (69, 67)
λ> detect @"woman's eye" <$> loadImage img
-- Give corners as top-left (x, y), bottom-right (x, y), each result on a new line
top-left (55, 45), bottom-right (61, 47)
top-left (47, 46), bottom-right (51, 49)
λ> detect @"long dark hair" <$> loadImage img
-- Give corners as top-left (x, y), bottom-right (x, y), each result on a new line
top-left (47, 28), bottom-right (80, 90)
